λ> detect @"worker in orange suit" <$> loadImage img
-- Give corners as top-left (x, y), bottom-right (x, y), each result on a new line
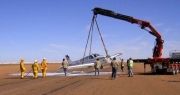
top-left (20, 58), bottom-right (26, 79)
top-left (41, 58), bottom-right (47, 78)
top-left (32, 60), bottom-right (40, 79)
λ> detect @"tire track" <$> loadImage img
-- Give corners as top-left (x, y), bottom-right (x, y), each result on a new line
top-left (42, 80), bottom-right (80, 95)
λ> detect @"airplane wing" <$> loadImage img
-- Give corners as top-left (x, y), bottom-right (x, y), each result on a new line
top-left (104, 53), bottom-right (123, 63)
top-left (58, 63), bottom-right (94, 70)
top-left (110, 53), bottom-right (122, 59)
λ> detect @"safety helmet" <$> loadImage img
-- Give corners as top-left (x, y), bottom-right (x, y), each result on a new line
top-left (34, 60), bottom-right (38, 62)
top-left (20, 58), bottom-right (24, 61)
top-left (43, 58), bottom-right (46, 60)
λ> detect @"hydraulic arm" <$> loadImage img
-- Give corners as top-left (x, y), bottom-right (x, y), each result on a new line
top-left (93, 7), bottom-right (164, 58)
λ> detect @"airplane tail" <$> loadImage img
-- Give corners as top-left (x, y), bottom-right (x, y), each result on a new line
top-left (65, 55), bottom-right (73, 64)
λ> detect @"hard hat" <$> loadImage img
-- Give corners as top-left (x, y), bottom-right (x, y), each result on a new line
top-left (34, 60), bottom-right (38, 62)
top-left (20, 58), bottom-right (24, 60)
top-left (43, 58), bottom-right (46, 60)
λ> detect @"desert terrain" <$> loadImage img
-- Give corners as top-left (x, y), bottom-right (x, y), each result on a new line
top-left (1, 63), bottom-right (180, 95)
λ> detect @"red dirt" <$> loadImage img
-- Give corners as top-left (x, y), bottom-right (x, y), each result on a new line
top-left (1, 63), bottom-right (180, 95)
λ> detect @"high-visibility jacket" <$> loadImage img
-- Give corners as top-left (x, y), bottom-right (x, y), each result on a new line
top-left (129, 60), bottom-right (134, 67)
top-left (121, 62), bottom-right (124, 66)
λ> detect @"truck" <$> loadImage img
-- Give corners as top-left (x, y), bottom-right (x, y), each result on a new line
top-left (92, 7), bottom-right (180, 75)
top-left (170, 50), bottom-right (180, 59)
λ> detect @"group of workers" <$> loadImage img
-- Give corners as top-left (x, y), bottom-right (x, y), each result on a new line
top-left (113, 57), bottom-right (134, 78)
top-left (20, 57), bottom-right (133, 80)
top-left (20, 58), bottom-right (47, 79)
top-left (94, 57), bottom-right (134, 80)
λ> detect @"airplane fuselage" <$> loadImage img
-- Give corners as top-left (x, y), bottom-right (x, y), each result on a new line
top-left (59, 53), bottom-right (122, 70)
top-left (66, 53), bottom-right (110, 66)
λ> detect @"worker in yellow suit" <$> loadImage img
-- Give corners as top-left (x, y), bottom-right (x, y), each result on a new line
top-left (41, 58), bottom-right (47, 78)
top-left (20, 58), bottom-right (26, 79)
top-left (32, 60), bottom-right (40, 79)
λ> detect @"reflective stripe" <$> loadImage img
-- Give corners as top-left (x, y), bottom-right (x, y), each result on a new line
top-left (121, 62), bottom-right (124, 66)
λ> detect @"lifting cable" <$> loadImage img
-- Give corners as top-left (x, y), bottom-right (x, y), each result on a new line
top-left (94, 16), bottom-right (108, 56)
top-left (89, 17), bottom-right (94, 55)
top-left (82, 15), bottom-right (108, 64)
top-left (82, 15), bottom-right (95, 64)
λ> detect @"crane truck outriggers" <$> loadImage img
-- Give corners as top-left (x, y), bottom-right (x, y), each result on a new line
top-left (92, 7), bottom-right (180, 75)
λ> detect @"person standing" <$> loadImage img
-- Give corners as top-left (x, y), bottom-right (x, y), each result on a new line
top-left (127, 59), bottom-right (130, 73)
top-left (62, 58), bottom-right (69, 76)
top-left (120, 59), bottom-right (124, 73)
top-left (32, 60), bottom-right (40, 79)
top-left (41, 58), bottom-right (47, 78)
top-left (128, 58), bottom-right (134, 77)
top-left (20, 58), bottom-right (26, 79)
top-left (110, 57), bottom-right (119, 80)
top-left (94, 58), bottom-right (101, 76)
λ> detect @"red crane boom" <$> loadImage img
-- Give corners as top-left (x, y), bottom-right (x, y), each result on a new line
top-left (93, 7), bottom-right (164, 58)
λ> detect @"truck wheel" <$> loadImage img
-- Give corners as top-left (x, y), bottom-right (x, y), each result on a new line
top-left (172, 68), bottom-right (176, 75)
top-left (151, 68), bottom-right (155, 74)
top-left (175, 68), bottom-right (179, 74)
top-left (156, 69), bottom-right (160, 74)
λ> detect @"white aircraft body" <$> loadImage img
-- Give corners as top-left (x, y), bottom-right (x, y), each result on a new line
top-left (58, 53), bottom-right (122, 70)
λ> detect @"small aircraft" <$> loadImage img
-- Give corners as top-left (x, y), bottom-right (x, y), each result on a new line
top-left (58, 53), bottom-right (122, 70)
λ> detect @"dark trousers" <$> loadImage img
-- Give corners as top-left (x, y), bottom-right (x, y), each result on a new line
top-left (63, 68), bottom-right (67, 76)
top-left (112, 67), bottom-right (118, 79)
top-left (95, 68), bottom-right (100, 75)
top-left (121, 66), bottom-right (124, 72)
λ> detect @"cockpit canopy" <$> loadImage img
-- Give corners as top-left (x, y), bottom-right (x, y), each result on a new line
top-left (81, 53), bottom-right (101, 62)
top-left (92, 53), bottom-right (100, 58)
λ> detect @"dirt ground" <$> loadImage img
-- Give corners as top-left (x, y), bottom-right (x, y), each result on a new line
top-left (1, 63), bottom-right (180, 95)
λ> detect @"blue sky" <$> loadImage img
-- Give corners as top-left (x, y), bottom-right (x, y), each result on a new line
top-left (0, 0), bottom-right (180, 62)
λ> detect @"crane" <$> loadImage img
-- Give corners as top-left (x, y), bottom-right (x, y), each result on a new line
top-left (93, 7), bottom-right (163, 59)
top-left (92, 7), bottom-right (180, 74)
